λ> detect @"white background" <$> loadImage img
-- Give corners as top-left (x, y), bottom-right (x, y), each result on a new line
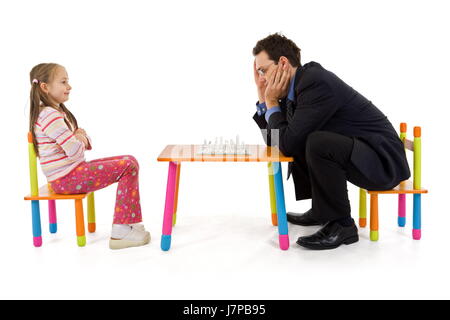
top-left (1, 0), bottom-right (449, 299)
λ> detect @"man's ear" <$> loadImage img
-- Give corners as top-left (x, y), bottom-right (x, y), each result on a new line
top-left (279, 56), bottom-right (290, 67)
top-left (39, 82), bottom-right (49, 94)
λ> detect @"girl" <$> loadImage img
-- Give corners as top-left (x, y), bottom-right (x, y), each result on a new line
top-left (29, 63), bottom-right (150, 249)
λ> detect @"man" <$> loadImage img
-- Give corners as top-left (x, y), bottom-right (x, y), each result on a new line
top-left (252, 33), bottom-right (410, 250)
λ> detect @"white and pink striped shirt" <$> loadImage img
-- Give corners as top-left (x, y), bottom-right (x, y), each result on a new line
top-left (34, 106), bottom-right (92, 182)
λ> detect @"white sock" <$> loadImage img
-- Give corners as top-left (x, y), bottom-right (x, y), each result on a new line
top-left (130, 223), bottom-right (142, 227)
top-left (111, 224), bottom-right (131, 239)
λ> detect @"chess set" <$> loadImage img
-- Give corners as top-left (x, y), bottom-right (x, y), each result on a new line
top-left (197, 136), bottom-right (251, 155)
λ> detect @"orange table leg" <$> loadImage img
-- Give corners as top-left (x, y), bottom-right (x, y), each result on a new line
top-left (173, 162), bottom-right (181, 226)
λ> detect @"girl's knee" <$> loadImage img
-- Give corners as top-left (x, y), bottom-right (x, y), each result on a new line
top-left (125, 155), bottom-right (139, 171)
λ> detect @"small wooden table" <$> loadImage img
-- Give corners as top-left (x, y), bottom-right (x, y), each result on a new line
top-left (157, 144), bottom-right (294, 251)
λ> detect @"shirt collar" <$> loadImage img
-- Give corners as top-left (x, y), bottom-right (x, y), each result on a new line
top-left (287, 70), bottom-right (297, 102)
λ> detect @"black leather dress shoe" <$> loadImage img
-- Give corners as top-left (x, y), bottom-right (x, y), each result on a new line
top-left (296, 220), bottom-right (359, 250)
top-left (287, 209), bottom-right (322, 226)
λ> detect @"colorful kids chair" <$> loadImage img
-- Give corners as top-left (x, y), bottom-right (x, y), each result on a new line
top-left (24, 132), bottom-right (96, 247)
top-left (358, 123), bottom-right (428, 241)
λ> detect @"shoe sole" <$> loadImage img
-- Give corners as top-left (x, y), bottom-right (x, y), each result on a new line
top-left (288, 220), bottom-right (322, 226)
top-left (296, 235), bottom-right (359, 250)
top-left (109, 233), bottom-right (151, 250)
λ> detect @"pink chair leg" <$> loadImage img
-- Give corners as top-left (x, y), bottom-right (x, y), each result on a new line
top-left (398, 194), bottom-right (406, 227)
top-left (48, 200), bottom-right (57, 233)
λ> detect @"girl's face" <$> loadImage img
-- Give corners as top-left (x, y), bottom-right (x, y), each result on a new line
top-left (44, 67), bottom-right (72, 106)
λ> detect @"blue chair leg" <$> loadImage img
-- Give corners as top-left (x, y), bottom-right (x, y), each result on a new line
top-left (272, 162), bottom-right (289, 250)
top-left (31, 200), bottom-right (42, 247)
top-left (412, 194), bottom-right (421, 240)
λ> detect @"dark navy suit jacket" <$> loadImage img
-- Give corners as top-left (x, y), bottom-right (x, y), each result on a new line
top-left (253, 61), bottom-right (411, 200)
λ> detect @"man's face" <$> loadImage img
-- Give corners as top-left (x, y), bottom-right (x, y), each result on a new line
top-left (255, 50), bottom-right (277, 82)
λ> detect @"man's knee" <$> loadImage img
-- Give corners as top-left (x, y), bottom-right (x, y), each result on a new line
top-left (306, 131), bottom-right (331, 158)
top-left (306, 131), bottom-right (353, 163)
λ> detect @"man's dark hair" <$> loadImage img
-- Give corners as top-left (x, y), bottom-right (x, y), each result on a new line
top-left (253, 33), bottom-right (301, 67)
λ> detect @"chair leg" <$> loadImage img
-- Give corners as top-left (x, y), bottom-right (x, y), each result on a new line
top-left (370, 194), bottom-right (379, 241)
top-left (31, 200), bottom-right (42, 247)
top-left (161, 161), bottom-right (178, 251)
top-left (268, 162), bottom-right (278, 226)
top-left (359, 188), bottom-right (366, 228)
top-left (48, 199), bottom-right (57, 233)
top-left (172, 163), bottom-right (181, 226)
top-left (413, 194), bottom-right (421, 240)
top-left (87, 192), bottom-right (96, 233)
top-left (272, 162), bottom-right (289, 250)
top-left (75, 199), bottom-right (86, 247)
top-left (398, 194), bottom-right (406, 227)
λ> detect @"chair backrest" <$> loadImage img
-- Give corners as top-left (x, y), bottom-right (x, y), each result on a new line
top-left (28, 132), bottom-right (39, 196)
top-left (399, 123), bottom-right (422, 190)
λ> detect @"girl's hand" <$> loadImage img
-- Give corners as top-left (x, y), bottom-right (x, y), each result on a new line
top-left (74, 128), bottom-right (90, 148)
top-left (75, 128), bottom-right (87, 136)
top-left (74, 131), bottom-right (89, 148)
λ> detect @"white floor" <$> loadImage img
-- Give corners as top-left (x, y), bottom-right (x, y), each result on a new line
top-left (3, 163), bottom-right (448, 300)
top-left (2, 0), bottom-right (449, 301)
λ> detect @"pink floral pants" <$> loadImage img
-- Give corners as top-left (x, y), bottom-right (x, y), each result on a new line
top-left (50, 155), bottom-right (142, 224)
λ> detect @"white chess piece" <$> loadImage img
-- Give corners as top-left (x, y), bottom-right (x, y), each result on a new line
top-left (198, 136), bottom-right (250, 155)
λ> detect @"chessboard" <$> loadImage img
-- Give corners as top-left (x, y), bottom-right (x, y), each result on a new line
top-left (197, 136), bottom-right (251, 155)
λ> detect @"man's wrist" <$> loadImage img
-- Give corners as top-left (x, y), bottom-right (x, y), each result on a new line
top-left (264, 106), bottom-right (282, 122)
top-left (258, 91), bottom-right (265, 104)
top-left (266, 99), bottom-right (278, 109)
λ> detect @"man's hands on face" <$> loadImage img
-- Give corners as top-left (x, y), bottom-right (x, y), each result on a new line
top-left (253, 60), bottom-right (267, 104)
top-left (264, 62), bottom-right (291, 109)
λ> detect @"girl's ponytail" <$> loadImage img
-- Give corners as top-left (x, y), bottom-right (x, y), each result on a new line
top-left (29, 78), bottom-right (43, 157)
top-left (59, 103), bottom-right (78, 132)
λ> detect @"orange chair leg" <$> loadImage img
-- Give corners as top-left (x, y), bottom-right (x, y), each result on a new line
top-left (75, 199), bottom-right (86, 247)
top-left (370, 194), bottom-right (379, 241)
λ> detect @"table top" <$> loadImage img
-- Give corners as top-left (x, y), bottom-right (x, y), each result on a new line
top-left (157, 145), bottom-right (293, 162)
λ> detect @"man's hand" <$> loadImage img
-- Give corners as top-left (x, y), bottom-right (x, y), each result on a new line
top-left (264, 63), bottom-right (291, 108)
top-left (254, 60), bottom-right (267, 104)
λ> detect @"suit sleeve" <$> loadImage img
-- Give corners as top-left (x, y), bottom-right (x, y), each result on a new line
top-left (253, 102), bottom-right (286, 146)
top-left (253, 110), bottom-right (272, 146)
top-left (266, 81), bottom-right (338, 156)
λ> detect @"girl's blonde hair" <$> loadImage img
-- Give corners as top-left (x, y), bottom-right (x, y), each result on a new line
top-left (29, 63), bottom-right (78, 157)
